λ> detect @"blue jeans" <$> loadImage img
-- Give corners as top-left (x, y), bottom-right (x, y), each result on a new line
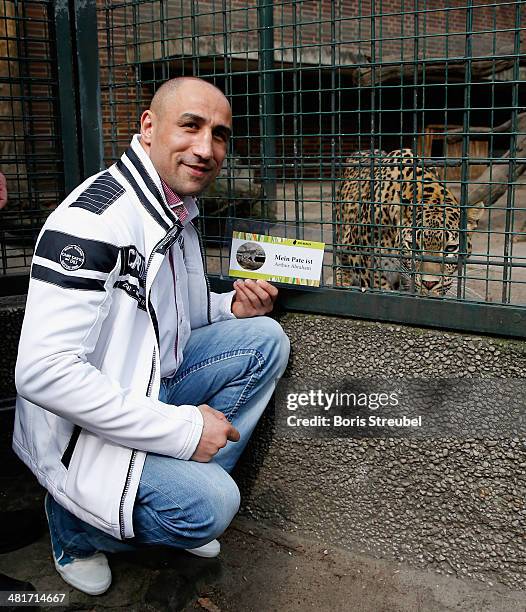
top-left (46, 316), bottom-right (289, 557)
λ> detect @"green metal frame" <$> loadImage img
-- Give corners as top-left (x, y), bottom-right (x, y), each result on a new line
top-left (211, 277), bottom-right (526, 340)
top-left (257, 0), bottom-right (276, 213)
top-left (2, 0), bottom-right (526, 340)
top-left (74, 0), bottom-right (104, 177)
top-left (54, 0), bottom-right (104, 189)
top-left (54, 0), bottom-right (81, 194)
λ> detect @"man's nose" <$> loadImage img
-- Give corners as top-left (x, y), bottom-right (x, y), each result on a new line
top-left (192, 130), bottom-right (213, 160)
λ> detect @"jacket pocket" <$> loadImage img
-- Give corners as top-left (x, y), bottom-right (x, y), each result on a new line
top-left (63, 429), bottom-right (135, 537)
top-left (61, 425), bottom-right (81, 469)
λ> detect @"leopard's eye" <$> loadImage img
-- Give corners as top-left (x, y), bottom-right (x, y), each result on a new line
top-left (445, 244), bottom-right (458, 253)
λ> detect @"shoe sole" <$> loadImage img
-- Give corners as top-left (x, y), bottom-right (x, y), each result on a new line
top-left (185, 544), bottom-right (221, 559)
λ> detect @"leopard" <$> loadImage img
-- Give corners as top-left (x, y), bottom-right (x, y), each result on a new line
top-left (334, 148), bottom-right (485, 296)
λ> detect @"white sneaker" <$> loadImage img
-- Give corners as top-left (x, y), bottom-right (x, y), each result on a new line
top-left (185, 539), bottom-right (221, 558)
top-left (53, 552), bottom-right (112, 596)
top-left (45, 493), bottom-right (111, 595)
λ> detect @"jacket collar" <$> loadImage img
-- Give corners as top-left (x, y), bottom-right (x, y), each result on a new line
top-left (116, 135), bottom-right (197, 232)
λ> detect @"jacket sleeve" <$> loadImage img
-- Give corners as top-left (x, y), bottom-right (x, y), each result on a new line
top-left (209, 290), bottom-right (236, 323)
top-left (15, 210), bottom-right (203, 460)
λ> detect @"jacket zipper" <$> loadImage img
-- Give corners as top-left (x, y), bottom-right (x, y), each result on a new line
top-left (168, 249), bottom-right (179, 361)
top-left (146, 347), bottom-right (157, 398)
top-left (193, 222), bottom-right (212, 325)
top-left (118, 225), bottom-right (183, 540)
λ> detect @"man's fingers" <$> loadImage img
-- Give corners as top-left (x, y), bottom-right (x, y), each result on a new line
top-left (212, 410), bottom-right (239, 442)
top-left (233, 281), bottom-right (252, 303)
top-left (234, 279), bottom-right (275, 310)
top-left (235, 281), bottom-right (263, 309)
top-left (227, 424), bottom-right (240, 442)
top-left (212, 410), bottom-right (229, 422)
top-left (246, 280), bottom-right (273, 306)
top-left (192, 405), bottom-right (240, 462)
top-left (255, 279), bottom-right (278, 300)
top-left (243, 278), bottom-right (276, 303)
top-left (243, 282), bottom-right (270, 307)
top-left (206, 405), bottom-right (239, 440)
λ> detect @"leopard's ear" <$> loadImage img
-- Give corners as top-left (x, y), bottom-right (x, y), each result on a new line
top-left (467, 200), bottom-right (485, 231)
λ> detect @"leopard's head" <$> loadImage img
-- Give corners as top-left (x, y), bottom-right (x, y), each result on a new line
top-left (386, 150), bottom-right (484, 296)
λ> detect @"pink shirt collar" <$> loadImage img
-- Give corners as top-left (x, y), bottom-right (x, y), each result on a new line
top-left (160, 178), bottom-right (189, 224)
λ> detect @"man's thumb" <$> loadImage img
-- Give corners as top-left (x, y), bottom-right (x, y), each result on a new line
top-left (227, 425), bottom-right (240, 442)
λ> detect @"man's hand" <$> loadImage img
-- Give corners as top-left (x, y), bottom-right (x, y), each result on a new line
top-left (231, 279), bottom-right (278, 318)
top-left (191, 404), bottom-right (240, 462)
top-left (0, 172), bottom-right (7, 209)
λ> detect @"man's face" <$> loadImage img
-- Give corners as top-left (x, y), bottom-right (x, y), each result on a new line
top-left (140, 81), bottom-right (232, 196)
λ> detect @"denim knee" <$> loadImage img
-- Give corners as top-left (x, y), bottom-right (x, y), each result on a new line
top-left (250, 316), bottom-right (290, 374)
top-left (162, 472), bottom-right (240, 546)
top-left (192, 474), bottom-right (240, 544)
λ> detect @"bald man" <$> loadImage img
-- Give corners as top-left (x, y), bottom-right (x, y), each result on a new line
top-left (14, 77), bottom-right (290, 595)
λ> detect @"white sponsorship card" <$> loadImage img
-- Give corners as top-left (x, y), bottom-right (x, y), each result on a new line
top-left (229, 231), bottom-right (325, 287)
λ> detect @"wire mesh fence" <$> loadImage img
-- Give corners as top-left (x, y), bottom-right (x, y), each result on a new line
top-left (97, 0), bottom-right (525, 310)
top-left (1, 0), bottom-right (526, 333)
top-left (0, 0), bottom-right (63, 275)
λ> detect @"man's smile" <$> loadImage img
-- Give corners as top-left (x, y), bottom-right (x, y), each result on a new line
top-left (181, 162), bottom-right (213, 177)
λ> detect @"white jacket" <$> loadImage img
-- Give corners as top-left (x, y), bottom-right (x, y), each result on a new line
top-left (13, 136), bottom-right (235, 539)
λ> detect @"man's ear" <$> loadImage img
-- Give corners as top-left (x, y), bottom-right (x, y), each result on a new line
top-left (140, 110), bottom-right (155, 145)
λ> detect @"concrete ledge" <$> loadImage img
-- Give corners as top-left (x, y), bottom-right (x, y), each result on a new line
top-left (234, 313), bottom-right (526, 590)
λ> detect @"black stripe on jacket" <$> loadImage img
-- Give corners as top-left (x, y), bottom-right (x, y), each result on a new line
top-left (115, 159), bottom-right (170, 232)
top-left (35, 230), bottom-right (120, 274)
top-left (31, 265), bottom-right (106, 291)
top-left (124, 147), bottom-right (177, 225)
top-left (69, 171), bottom-right (124, 214)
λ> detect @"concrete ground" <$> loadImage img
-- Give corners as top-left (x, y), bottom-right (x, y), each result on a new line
top-left (1, 440), bottom-right (526, 612)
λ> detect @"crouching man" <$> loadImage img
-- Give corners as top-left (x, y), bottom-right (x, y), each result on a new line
top-left (14, 77), bottom-right (290, 595)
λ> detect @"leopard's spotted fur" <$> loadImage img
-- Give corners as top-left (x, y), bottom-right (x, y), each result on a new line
top-left (335, 149), bottom-right (484, 296)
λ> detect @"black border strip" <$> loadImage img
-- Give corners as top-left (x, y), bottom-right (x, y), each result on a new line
top-left (31, 265), bottom-right (105, 292)
top-left (114, 280), bottom-right (146, 311)
top-left (148, 297), bottom-right (160, 347)
top-left (69, 171), bottom-right (124, 214)
top-left (116, 160), bottom-right (170, 232)
top-left (124, 147), bottom-right (176, 224)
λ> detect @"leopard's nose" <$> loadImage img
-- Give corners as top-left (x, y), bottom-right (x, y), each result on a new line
top-left (422, 280), bottom-right (439, 291)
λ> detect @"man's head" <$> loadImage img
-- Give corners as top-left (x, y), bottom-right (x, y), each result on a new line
top-left (140, 77), bottom-right (232, 196)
